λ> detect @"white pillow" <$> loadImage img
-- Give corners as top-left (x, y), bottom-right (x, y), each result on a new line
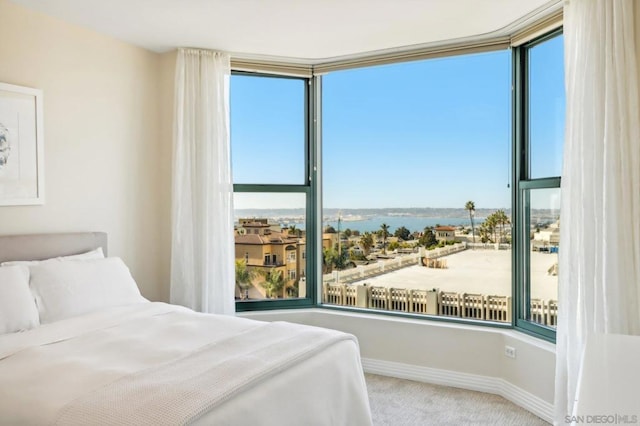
top-left (0, 265), bottom-right (40, 334)
top-left (1, 247), bottom-right (105, 267)
top-left (29, 257), bottom-right (148, 324)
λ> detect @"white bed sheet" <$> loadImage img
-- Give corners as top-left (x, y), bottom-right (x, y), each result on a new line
top-left (0, 303), bottom-right (372, 425)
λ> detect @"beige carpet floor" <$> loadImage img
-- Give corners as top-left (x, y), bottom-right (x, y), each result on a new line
top-left (365, 374), bottom-right (549, 426)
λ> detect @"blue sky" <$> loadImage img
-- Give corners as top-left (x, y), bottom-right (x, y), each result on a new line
top-left (229, 76), bottom-right (305, 186)
top-left (529, 35), bottom-right (565, 179)
top-left (230, 35), bottom-right (564, 211)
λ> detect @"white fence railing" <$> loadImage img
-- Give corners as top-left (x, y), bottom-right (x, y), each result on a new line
top-left (323, 243), bottom-right (467, 285)
top-left (323, 253), bottom-right (422, 285)
top-left (322, 242), bottom-right (558, 327)
top-left (423, 242), bottom-right (468, 259)
top-left (323, 284), bottom-right (558, 327)
top-left (530, 298), bottom-right (558, 327)
top-left (467, 242), bottom-right (512, 250)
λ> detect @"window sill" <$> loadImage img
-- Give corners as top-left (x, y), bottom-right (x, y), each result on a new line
top-left (238, 305), bottom-right (556, 352)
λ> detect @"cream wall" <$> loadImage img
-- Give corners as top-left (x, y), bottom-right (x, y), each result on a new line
top-left (0, 0), bottom-right (172, 301)
top-left (241, 309), bottom-right (556, 420)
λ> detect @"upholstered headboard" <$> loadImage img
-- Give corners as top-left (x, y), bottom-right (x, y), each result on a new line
top-left (0, 232), bottom-right (108, 263)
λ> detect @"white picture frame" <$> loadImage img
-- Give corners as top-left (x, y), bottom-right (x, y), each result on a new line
top-left (0, 82), bottom-right (44, 206)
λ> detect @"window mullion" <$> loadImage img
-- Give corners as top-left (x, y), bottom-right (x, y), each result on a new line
top-left (519, 177), bottom-right (561, 190)
top-left (513, 29), bottom-right (563, 342)
top-left (512, 45), bottom-right (524, 326)
top-left (308, 75), bottom-right (321, 305)
top-left (234, 184), bottom-right (310, 193)
top-left (231, 73), bottom-right (314, 309)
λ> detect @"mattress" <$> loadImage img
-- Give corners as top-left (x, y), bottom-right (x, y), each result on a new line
top-left (0, 302), bottom-right (372, 425)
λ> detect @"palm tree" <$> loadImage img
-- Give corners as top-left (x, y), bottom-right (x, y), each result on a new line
top-left (379, 223), bottom-right (390, 254)
top-left (479, 221), bottom-right (493, 243)
top-left (288, 225), bottom-right (301, 237)
top-left (465, 201), bottom-right (476, 244)
top-left (360, 232), bottom-right (374, 256)
top-left (323, 245), bottom-right (349, 271)
top-left (485, 213), bottom-right (499, 244)
top-left (261, 269), bottom-right (286, 298)
top-left (494, 209), bottom-right (510, 243)
top-left (235, 259), bottom-right (254, 300)
top-left (322, 248), bottom-right (331, 274)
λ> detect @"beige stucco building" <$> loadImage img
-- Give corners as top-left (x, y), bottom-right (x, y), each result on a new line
top-left (235, 220), bottom-right (306, 298)
top-left (434, 226), bottom-right (456, 242)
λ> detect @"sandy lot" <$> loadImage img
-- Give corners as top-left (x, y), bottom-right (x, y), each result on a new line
top-left (353, 249), bottom-right (558, 301)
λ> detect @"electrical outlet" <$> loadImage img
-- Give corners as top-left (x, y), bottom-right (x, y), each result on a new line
top-left (505, 346), bottom-right (516, 358)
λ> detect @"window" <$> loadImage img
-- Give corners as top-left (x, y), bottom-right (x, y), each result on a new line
top-left (514, 30), bottom-right (564, 340)
top-left (231, 73), bottom-right (317, 309)
top-left (230, 27), bottom-right (563, 342)
top-left (231, 75), bottom-right (306, 184)
top-left (321, 50), bottom-right (512, 325)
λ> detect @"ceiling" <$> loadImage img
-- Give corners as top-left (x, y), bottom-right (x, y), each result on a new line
top-left (11, 0), bottom-right (561, 63)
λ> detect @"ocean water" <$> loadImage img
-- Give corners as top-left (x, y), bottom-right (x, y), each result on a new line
top-left (322, 216), bottom-right (481, 234)
top-left (251, 212), bottom-right (489, 233)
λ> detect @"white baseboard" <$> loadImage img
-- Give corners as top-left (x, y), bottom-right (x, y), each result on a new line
top-left (361, 357), bottom-right (553, 424)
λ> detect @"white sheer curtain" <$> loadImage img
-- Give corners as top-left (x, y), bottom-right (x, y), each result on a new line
top-left (555, 0), bottom-right (640, 422)
top-left (170, 48), bottom-right (235, 315)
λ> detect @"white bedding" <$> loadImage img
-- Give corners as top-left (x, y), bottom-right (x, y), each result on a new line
top-left (0, 303), bottom-right (372, 425)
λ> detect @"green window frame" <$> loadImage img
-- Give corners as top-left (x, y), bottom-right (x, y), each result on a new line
top-left (315, 52), bottom-right (515, 331)
top-left (233, 28), bottom-right (563, 345)
top-left (232, 72), bottom-right (320, 311)
top-left (512, 28), bottom-right (563, 342)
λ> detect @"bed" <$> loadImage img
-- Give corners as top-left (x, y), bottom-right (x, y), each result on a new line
top-left (0, 232), bottom-right (372, 425)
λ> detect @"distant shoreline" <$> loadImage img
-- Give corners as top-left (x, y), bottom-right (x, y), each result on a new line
top-left (235, 207), bottom-right (559, 233)
top-left (322, 216), bottom-right (473, 233)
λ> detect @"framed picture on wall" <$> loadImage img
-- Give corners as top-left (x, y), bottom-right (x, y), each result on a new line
top-left (0, 82), bottom-right (44, 206)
